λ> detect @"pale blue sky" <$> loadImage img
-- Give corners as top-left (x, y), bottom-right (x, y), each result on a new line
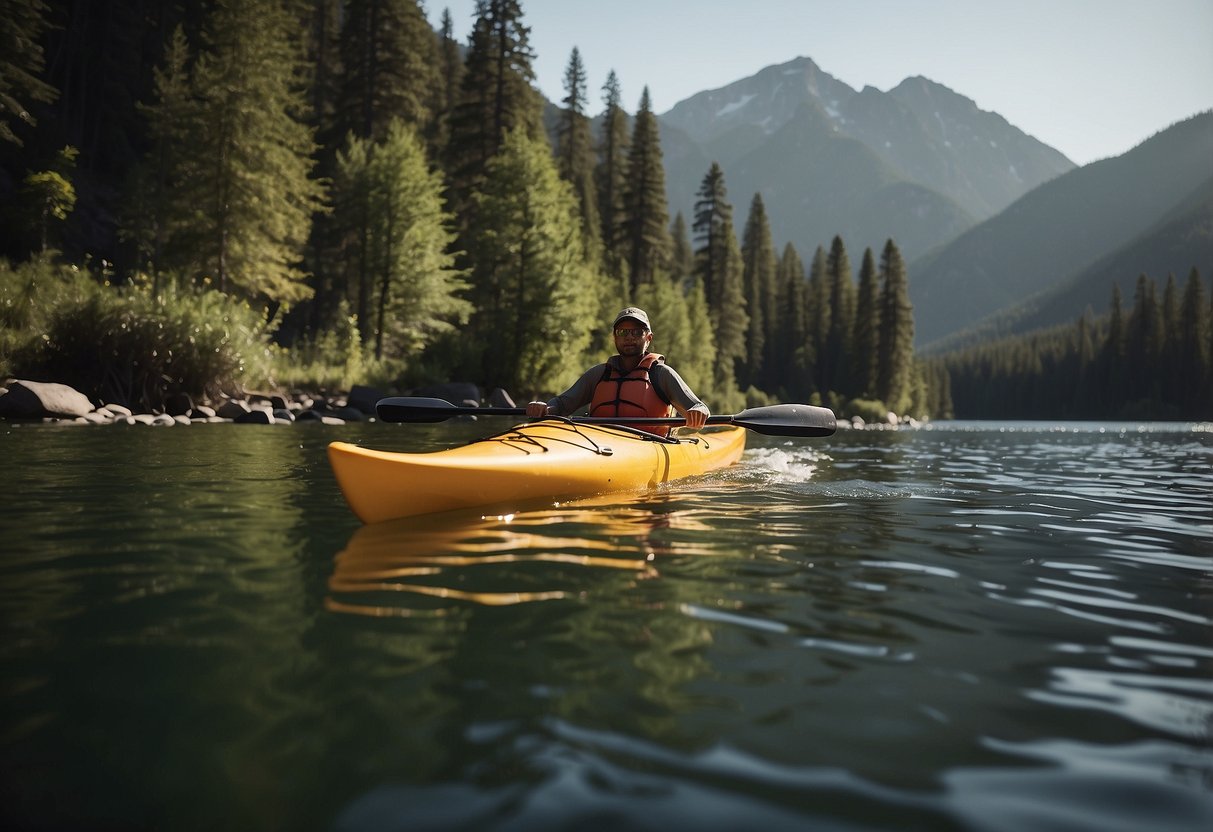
top-left (429, 0), bottom-right (1213, 166)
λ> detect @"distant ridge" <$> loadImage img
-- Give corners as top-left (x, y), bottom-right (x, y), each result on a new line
top-left (910, 111), bottom-right (1213, 347)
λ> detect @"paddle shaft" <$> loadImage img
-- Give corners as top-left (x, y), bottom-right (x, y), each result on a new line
top-left (376, 398), bottom-right (836, 437)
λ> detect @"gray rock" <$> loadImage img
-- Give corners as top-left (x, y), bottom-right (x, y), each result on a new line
top-left (164, 391), bottom-right (194, 416)
top-left (272, 408), bottom-right (294, 422)
top-left (235, 409), bottom-right (274, 424)
top-left (488, 387), bottom-right (516, 408)
top-left (296, 409), bottom-right (345, 425)
top-left (128, 413), bottom-right (157, 425)
top-left (348, 384), bottom-right (387, 414)
top-left (81, 410), bottom-right (114, 424)
top-left (216, 399), bottom-right (251, 419)
top-left (0, 379), bottom-right (94, 418)
top-left (332, 406), bottom-right (364, 422)
top-left (101, 403), bottom-right (133, 417)
top-left (173, 415), bottom-right (191, 425)
top-left (190, 404), bottom-right (216, 418)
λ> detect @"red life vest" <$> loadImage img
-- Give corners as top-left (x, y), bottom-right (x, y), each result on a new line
top-left (590, 352), bottom-right (674, 436)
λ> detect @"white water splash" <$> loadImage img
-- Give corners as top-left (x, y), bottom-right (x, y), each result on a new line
top-left (740, 446), bottom-right (828, 484)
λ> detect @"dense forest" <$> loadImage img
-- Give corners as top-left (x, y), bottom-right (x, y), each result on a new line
top-left (1, 0), bottom-right (1208, 420)
top-left (941, 270), bottom-right (1213, 419)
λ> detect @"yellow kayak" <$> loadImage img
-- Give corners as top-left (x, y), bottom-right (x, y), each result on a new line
top-left (328, 420), bottom-right (747, 524)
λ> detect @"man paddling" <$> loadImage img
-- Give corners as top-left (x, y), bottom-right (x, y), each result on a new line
top-left (526, 307), bottom-right (710, 435)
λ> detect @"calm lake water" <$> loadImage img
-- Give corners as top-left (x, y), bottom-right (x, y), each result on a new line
top-left (1, 418), bottom-right (1210, 831)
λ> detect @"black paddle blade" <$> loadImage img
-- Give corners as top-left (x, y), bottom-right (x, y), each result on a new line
top-left (376, 397), bottom-right (465, 422)
top-left (729, 404), bottom-right (837, 437)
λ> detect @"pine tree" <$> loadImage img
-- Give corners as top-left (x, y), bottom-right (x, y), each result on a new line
top-left (180, 0), bottom-right (325, 305)
top-left (851, 247), bottom-right (880, 398)
top-left (805, 245), bottom-right (830, 395)
top-left (1127, 273), bottom-right (1163, 404)
top-left (556, 47), bottom-right (600, 257)
top-left (125, 25), bottom-right (194, 285)
top-left (337, 0), bottom-right (439, 143)
top-left (692, 162), bottom-right (746, 401)
top-left (1178, 268), bottom-right (1210, 416)
top-left (620, 87), bottom-right (670, 290)
top-left (875, 239), bottom-right (914, 413)
top-left (434, 7), bottom-right (465, 146)
top-left (774, 242), bottom-right (809, 396)
top-left (341, 120), bottom-right (471, 361)
top-left (693, 162), bottom-right (730, 309)
top-left (446, 0), bottom-right (543, 217)
top-left (595, 70), bottom-right (630, 278)
top-left (1101, 283), bottom-right (1126, 410)
top-left (465, 128), bottom-right (596, 394)
top-left (823, 235), bottom-right (856, 396)
top-left (740, 193), bottom-right (777, 391)
top-left (669, 213), bottom-right (694, 285)
top-left (0, 0), bottom-right (57, 145)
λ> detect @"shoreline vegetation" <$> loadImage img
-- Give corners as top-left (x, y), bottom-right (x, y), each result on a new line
top-left (2, 3), bottom-right (1209, 423)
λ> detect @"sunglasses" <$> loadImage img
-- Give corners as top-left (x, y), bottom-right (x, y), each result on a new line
top-left (613, 327), bottom-right (649, 338)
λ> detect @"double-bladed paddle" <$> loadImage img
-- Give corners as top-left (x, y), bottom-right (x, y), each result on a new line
top-left (375, 397), bottom-right (836, 437)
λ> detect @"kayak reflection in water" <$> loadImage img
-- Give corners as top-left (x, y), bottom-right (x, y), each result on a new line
top-left (526, 307), bottom-right (710, 437)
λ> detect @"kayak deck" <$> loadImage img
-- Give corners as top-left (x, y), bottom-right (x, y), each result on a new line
top-left (328, 420), bottom-right (747, 523)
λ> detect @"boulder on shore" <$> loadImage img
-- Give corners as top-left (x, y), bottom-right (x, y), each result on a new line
top-left (347, 385), bottom-right (387, 415)
top-left (0, 380), bottom-right (94, 418)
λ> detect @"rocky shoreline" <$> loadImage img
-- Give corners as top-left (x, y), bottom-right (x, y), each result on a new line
top-left (0, 378), bottom-right (501, 427)
top-left (1, 378), bottom-right (916, 430)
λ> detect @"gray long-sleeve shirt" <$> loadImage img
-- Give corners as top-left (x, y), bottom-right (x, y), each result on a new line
top-left (546, 355), bottom-right (709, 418)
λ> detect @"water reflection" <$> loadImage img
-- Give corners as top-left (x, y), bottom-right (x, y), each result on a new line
top-left (326, 494), bottom-right (716, 615)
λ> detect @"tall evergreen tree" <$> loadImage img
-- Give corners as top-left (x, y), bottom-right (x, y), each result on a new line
top-left (445, 0), bottom-right (543, 216)
top-left (1101, 283), bottom-right (1126, 408)
top-left (556, 47), bottom-right (600, 257)
top-left (875, 239), bottom-right (914, 413)
top-left (336, 120), bottom-right (470, 361)
top-left (852, 247), bottom-right (880, 397)
top-left (692, 162), bottom-right (730, 309)
top-left (125, 25), bottom-right (194, 285)
top-left (464, 129), bottom-right (596, 393)
top-left (1127, 273), bottom-right (1163, 402)
top-left (692, 162), bottom-right (746, 400)
top-left (740, 193), bottom-right (777, 390)
top-left (0, 0), bottom-right (57, 146)
top-left (805, 245), bottom-right (830, 395)
top-left (434, 7), bottom-right (465, 144)
top-left (338, 0), bottom-right (439, 143)
top-left (669, 212), bottom-right (693, 285)
top-left (1177, 268), bottom-right (1209, 415)
top-left (620, 87), bottom-right (669, 290)
top-left (822, 235), bottom-right (855, 396)
top-left (178, 0), bottom-right (324, 305)
top-left (774, 242), bottom-right (808, 395)
top-left (595, 69), bottom-right (629, 278)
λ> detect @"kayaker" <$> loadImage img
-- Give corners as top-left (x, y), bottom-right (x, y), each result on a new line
top-left (525, 307), bottom-right (710, 435)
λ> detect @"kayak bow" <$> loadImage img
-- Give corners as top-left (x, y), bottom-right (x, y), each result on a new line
top-left (328, 420), bottom-right (747, 524)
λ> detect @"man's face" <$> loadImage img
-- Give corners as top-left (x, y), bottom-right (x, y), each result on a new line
top-left (613, 319), bottom-right (652, 355)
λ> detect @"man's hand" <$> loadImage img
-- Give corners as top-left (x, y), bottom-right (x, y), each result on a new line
top-left (526, 401), bottom-right (550, 418)
top-left (683, 407), bottom-right (708, 430)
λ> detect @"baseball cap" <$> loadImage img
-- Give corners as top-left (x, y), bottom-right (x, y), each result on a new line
top-left (612, 307), bottom-right (651, 330)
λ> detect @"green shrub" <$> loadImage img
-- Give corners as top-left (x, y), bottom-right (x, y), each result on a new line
top-left (843, 397), bottom-right (891, 423)
top-left (0, 256), bottom-right (102, 376)
top-left (271, 299), bottom-right (366, 392)
top-left (12, 273), bottom-right (276, 410)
